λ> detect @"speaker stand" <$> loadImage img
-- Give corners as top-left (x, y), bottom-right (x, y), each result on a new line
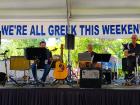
top-left (66, 49), bottom-right (75, 87)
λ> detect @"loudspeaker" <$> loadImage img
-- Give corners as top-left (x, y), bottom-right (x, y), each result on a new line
top-left (0, 72), bottom-right (7, 86)
top-left (65, 34), bottom-right (75, 50)
top-left (80, 69), bottom-right (102, 88)
top-left (102, 70), bottom-right (111, 84)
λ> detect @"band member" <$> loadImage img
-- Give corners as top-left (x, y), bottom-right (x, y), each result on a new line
top-left (79, 43), bottom-right (100, 68)
top-left (86, 43), bottom-right (97, 56)
top-left (31, 41), bottom-right (52, 83)
top-left (124, 34), bottom-right (140, 77)
top-left (86, 44), bottom-right (101, 68)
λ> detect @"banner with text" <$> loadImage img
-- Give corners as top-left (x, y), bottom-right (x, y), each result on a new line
top-left (0, 20), bottom-right (140, 39)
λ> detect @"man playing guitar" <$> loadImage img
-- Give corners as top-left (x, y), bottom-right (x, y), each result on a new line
top-left (124, 34), bottom-right (140, 78)
top-left (31, 41), bottom-right (52, 83)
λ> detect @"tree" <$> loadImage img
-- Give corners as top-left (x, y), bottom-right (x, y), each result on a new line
top-left (0, 37), bottom-right (131, 77)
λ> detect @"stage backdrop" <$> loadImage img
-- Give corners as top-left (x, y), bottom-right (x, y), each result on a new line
top-left (0, 19), bottom-right (140, 39)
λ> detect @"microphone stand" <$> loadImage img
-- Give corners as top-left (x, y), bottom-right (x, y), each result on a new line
top-left (4, 52), bottom-right (8, 77)
top-left (135, 54), bottom-right (139, 85)
top-left (3, 51), bottom-right (22, 87)
top-left (128, 54), bottom-right (140, 85)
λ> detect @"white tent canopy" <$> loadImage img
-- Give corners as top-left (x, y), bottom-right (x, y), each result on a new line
top-left (0, 0), bottom-right (140, 39)
top-left (0, 0), bottom-right (140, 19)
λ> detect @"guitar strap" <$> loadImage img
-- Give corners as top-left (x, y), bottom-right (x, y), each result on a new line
top-left (127, 43), bottom-right (130, 50)
top-left (47, 60), bottom-right (54, 73)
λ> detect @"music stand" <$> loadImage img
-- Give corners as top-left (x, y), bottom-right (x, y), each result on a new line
top-left (25, 47), bottom-right (49, 69)
top-left (78, 52), bottom-right (91, 61)
top-left (24, 48), bottom-right (49, 86)
top-left (92, 53), bottom-right (111, 71)
top-left (92, 53), bottom-right (111, 63)
top-left (92, 53), bottom-right (111, 85)
top-left (25, 47), bottom-right (48, 60)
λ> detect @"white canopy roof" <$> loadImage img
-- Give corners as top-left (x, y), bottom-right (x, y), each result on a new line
top-left (1, 0), bottom-right (140, 39)
top-left (0, 0), bottom-right (140, 19)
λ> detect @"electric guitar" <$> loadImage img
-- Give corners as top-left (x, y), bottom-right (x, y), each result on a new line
top-left (53, 44), bottom-right (68, 79)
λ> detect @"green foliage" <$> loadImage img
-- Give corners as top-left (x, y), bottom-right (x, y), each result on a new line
top-left (0, 37), bottom-right (131, 75)
top-left (0, 39), bottom-right (45, 58)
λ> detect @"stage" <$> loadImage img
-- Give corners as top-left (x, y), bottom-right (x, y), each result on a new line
top-left (0, 83), bottom-right (140, 105)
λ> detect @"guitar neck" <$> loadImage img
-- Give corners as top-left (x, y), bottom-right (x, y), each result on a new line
top-left (60, 44), bottom-right (64, 62)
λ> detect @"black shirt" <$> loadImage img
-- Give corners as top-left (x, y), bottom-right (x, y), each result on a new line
top-left (85, 51), bottom-right (97, 57)
top-left (124, 43), bottom-right (140, 59)
top-left (37, 48), bottom-right (52, 69)
top-left (124, 43), bottom-right (140, 54)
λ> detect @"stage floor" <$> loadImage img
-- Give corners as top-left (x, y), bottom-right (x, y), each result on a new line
top-left (1, 80), bottom-right (140, 105)
top-left (0, 83), bottom-right (140, 105)
top-left (1, 81), bottom-right (140, 90)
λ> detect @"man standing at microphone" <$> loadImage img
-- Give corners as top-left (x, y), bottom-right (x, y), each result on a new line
top-left (124, 34), bottom-right (140, 78)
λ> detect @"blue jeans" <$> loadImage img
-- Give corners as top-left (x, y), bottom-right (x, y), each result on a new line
top-left (31, 64), bottom-right (50, 82)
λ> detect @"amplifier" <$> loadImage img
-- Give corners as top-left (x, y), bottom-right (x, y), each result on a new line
top-left (0, 72), bottom-right (7, 86)
top-left (80, 69), bottom-right (102, 88)
top-left (102, 70), bottom-right (111, 84)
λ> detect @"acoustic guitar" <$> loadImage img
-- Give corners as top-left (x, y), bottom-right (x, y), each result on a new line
top-left (53, 44), bottom-right (68, 80)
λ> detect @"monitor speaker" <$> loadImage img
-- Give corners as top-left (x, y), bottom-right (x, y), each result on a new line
top-left (0, 72), bottom-right (7, 86)
top-left (65, 34), bottom-right (75, 50)
top-left (102, 70), bottom-right (111, 84)
top-left (80, 69), bottom-right (102, 88)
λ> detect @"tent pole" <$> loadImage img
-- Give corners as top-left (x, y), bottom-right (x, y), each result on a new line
top-left (66, 0), bottom-right (73, 83)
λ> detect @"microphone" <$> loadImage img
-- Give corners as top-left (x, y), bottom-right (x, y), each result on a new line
top-left (0, 50), bottom-right (9, 55)
top-left (16, 48), bottom-right (24, 49)
top-left (4, 50), bottom-right (9, 54)
top-left (5, 50), bottom-right (9, 53)
top-left (51, 48), bottom-right (58, 51)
